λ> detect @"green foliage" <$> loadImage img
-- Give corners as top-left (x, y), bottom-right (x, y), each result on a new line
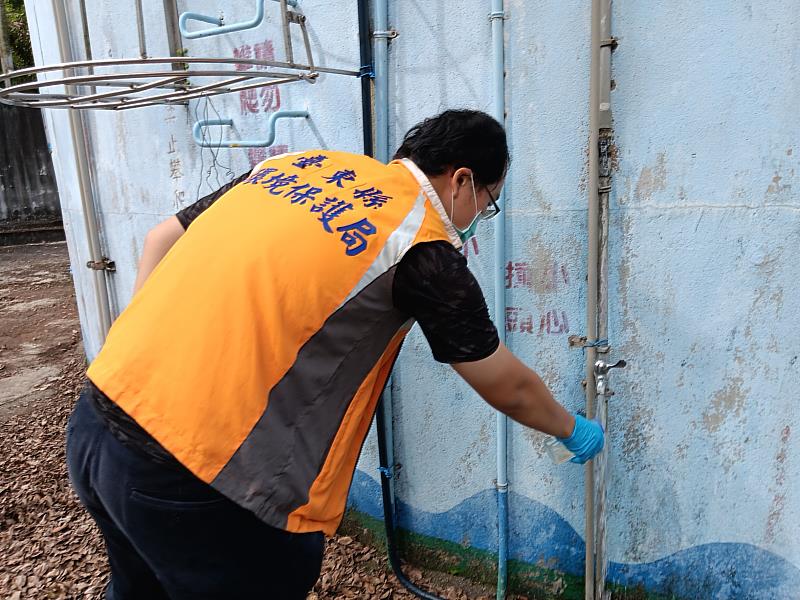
top-left (3, 0), bottom-right (34, 70)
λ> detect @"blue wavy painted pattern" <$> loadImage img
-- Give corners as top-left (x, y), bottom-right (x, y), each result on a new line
top-left (348, 470), bottom-right (800, 599)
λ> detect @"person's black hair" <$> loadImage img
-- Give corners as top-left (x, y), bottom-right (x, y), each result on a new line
top-left (393, 109), bottom-right (510, 187)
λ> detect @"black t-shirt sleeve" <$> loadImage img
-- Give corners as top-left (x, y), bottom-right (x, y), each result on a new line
top-left (393, 241), bottom-right (500, 363)
top-left (175, 171), bottom-right (250, 229)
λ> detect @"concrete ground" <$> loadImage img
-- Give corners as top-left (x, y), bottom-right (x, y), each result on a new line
top-left (0, 241), bottom-right (507, 599)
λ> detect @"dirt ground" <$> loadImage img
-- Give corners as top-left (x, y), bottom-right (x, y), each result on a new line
top-left (0, 242), bottom-right (509, 600)
top-left (0, 242), bottom-right (81, 422)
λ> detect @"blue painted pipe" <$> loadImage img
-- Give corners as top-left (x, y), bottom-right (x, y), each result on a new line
top-left (179, 0), bottom-right (297, 40)
top-left (369, 0), bottom-right (444, 598)
top-left (490, 1), bottom-right (509, 598)
top-left (374, 0), bottom-right (389, 163)
top-left (191, 110), bottom-right (308, 148)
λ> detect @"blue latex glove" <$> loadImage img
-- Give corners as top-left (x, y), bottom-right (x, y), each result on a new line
top-left (558, 414), bottom-right (605, 464)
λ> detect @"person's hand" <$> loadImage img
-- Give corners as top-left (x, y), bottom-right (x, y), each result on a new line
top-left (558, 414), bottom-right (604, 464)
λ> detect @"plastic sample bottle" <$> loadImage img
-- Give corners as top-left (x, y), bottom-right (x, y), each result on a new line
top-left (544, 436), bottom-right (575, 464)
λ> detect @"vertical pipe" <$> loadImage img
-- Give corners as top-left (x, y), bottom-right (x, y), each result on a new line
top-left (373, 0), bottom-right (393, 519)
top-left (357, 0), bottom-right (374, 158)
top-left (77, 0), bottom-right (92, 61)
top-left (52, 0), bottom-right (113, 339)
top-left (585, 0), bottom-right (610, 596)
top-left (489, 1), bottom-right (508, 598)
top-left (585, 2), bottom-right (601, 599)
top-left (162, 0), bottom-right (188, 89)
top-left (594, 144), bottom-right (610, 600)
top-left (373, 0), bottom-right (389, 163)
top-left (279, 0), bottom-right (294, 65)
top-left (371, 3), bottom-right (441, 599)
top-left (76, 0), bottom-right (95, 95)
top-left (594, 3), bottom-right (613, 598)
top-left (134, 0), bottom-right (148, 58)
top-left (162, 0), bottom-right (183, 58)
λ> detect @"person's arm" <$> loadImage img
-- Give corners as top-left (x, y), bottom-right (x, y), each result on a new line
top-left (451, 343), bottom-right (574, 438)
top-left (132, 216), bottom-right (185, 294)
top-left (132, 170), bottom-right (252, 294)
top-left (394, 242), bottom-right (602, 463)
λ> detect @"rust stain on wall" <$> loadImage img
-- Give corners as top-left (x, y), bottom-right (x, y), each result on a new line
top-left (622, 405), bottom-right (656, 456)
top-left (634, 152), bottom-right (667, 203)
top-left (701, 376), bottom-right (748, 433)
top-left (764, 425), bottom-right (791, 544)
top-left (524, 232), bottom-right (578, 298)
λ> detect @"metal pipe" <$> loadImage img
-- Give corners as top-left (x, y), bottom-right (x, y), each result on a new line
top-left (2, 71), bottom-right (310, 112)
top-left (162, 0), bottom-right (183, 59)
top-left (134, 0), bottom-right (148, 58)
top-left (356, 0), bottom-right (373, 157)
top-left (489, 1), bottom-right (509, 598)
top-left (77, 1), bottom-right (92, 61)
top-left (2, 68), bottom-right (299, 95)
top-left (76, 0), bottom-right (96, 95)
top-left (294, 14), bottom-right (314, 70)
top-left (191, 110), bottom-right (308, 147)
top-left (0, 56), bottom-right (359, 81)
top-left (585, 0), bottom-right (614, 596)
top-left (179, 0), bottom-right (297, 40)
top-left (278, 0), bottom-right (294, 64)
top-left (593, 3), bottom-right (613, 598)
top-left (369, 1), bottom-right (442, 598)
top-left (116, 76), bottom-right (307, 110)
top-left (594, 143), bottom-right (610, 600)
top-left (373, 0), bottom-right (389, 163)
top-left (52, 0), bottom-right (113, 339)
top-left (373, 0), bottom-right (392, 524)
top-left (1, 75), bottom-right (309, 111)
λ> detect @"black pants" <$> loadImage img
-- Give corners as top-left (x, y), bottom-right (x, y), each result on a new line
top-left (66, 391), bottom-right (325, 600)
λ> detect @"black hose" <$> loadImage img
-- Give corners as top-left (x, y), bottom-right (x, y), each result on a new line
top-left (356, 0), bottom-right (374, 158)
top-left (375, 397), bottom-right (444, 600)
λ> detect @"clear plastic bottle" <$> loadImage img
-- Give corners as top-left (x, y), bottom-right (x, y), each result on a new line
top-left (544, 410), bottom-right (586, 464)
top-left (544, 436), bottom-right (575, 464)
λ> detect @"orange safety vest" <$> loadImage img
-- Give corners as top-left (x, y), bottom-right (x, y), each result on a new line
top-left (87, 150), bottom-right (460, 535)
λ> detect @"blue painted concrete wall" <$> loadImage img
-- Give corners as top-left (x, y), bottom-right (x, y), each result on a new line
top-left (26, 0), bottom-right (799, 597)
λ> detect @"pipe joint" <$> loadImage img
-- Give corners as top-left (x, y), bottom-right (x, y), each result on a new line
top-left (600, 37), bottom-right (619, 50)
top-left (373, 29), bottom-right (398, 39)
top-left (378, 463), bottom-right (401, 480)
top-left (488, 10), bottom-right (506, 21)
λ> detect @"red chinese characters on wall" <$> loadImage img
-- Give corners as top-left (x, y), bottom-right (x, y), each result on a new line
top-left (505, 260), bottom-right (571, 336)
top-left (461, 237), bottom-right (480, 258)
top-left (247, 145), bottom-right (289, 168)
top-left (453, 235), bottom-right (573, 337)
top-left (505, 307), bottom-right (569, 336)
top-left (505, 260), bottom-right (569, 290)
top-left (234, 40), bottom-right (281, 116)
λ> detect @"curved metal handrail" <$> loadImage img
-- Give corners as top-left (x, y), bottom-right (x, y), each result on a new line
top-left (0, 56), bottom-right (349, 110)
top-left (179, 0), bottom-right (298, 39)
top-left (192, 109), bottom-right (309, 147)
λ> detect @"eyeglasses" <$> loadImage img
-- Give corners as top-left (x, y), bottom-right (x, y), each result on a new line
top-left (480, 186), bottom-right (501, 220)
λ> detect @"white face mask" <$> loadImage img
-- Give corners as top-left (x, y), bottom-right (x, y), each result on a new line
top-left (450, 175), bottom-right (480, 243)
